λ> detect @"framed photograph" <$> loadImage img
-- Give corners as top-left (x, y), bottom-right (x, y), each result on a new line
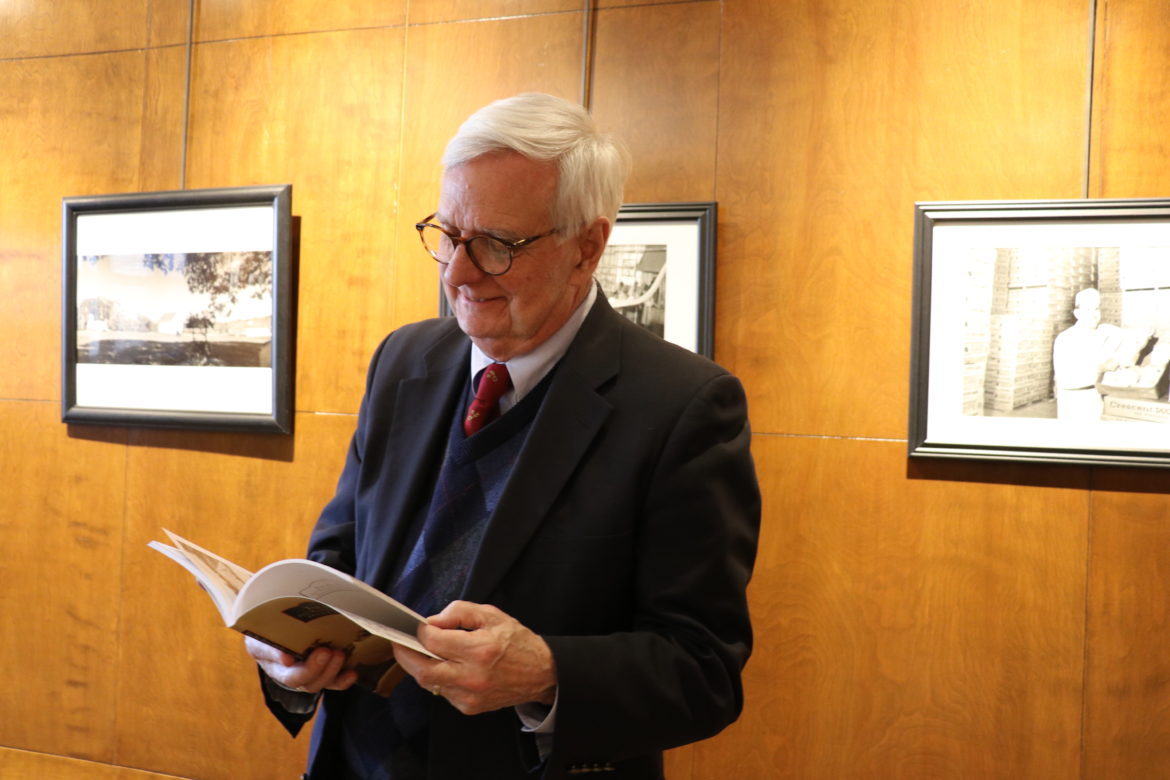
top-left (909, 198), bottom-right (1170, 468)
top-left (62, 185), bottom-right (293, 434)
top-left (596, 202), bottom-right (716, 357)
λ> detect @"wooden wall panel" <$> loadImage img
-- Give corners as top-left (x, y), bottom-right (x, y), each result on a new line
top-left (194, 0), bottom-right (405, 40)
top-left (715, 435), bottom-right (1087, 778)
top-left (715, 0), bottom-right (1090, 440)
top-left (185, 30), bottom-right (405, 415)
top-left (113, 414), bottom-right (355, 778)
top-left (0, 0), bottom-right (186, 58)
top-left (1089, 0), bottom-right (1170, 198)
top-left (145, 0), bottom-right (191, 49)
top-left (590, 1), bottom-right (719, 205)
top-left (595, 0), bottom-right (682, 7)
top-left (392, 14), bottom-right (584, 328)
top-left (0, 747), bottom-right (185, 779)
top-left (0, 403), bottom-right (127, 760)
top-left (1084, 471), bottom-right (1170, 777)
top-left (136, 46), bottom-right (190, 192)
top-left (406, 0), bottom-right (581, 25)
top-left (0, 51), bottom-right (169, 402)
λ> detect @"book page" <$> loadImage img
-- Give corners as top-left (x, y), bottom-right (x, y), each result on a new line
top-left (333, 605), bottom-right (439, 659)
top-left (148, 540), bottom-right (236, 623)
top-left (151, 530), bottom-right (254, 622)
top-left (234, 558), bottom-right (426, 638)
top-left (152, 531), bottom-right (440, 664)
top-left (163, 529), bottom-right (254, 592)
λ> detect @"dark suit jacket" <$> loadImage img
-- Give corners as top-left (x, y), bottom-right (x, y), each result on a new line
top-left (269, 295), bottom-right (760, 779)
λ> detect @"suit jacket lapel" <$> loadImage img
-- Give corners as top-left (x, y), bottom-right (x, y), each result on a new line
top-left (462, 297), bottom-right (623, 602)
top-left (365, 324), bottom-right (469, 590)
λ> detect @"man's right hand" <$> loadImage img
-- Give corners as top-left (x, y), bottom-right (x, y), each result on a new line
top-left (245, 636), bottom-right (359, 694)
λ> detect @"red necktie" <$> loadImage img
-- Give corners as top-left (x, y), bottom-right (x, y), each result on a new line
top-left (464, 363), bottom-right (511, 436)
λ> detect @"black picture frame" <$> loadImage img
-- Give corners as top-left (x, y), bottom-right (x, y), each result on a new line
top-left (909, 198), bottom-right (1170, 468)
top-left (62, 185), bottom-right (293, 434)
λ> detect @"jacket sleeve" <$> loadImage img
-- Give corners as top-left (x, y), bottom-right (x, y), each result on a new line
top-left (256, 336), bottom-right (392, 732)
top-left (543, 371), bottom-right (761, 767)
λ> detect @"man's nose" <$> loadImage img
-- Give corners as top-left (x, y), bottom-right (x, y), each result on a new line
top-left (442, 242), bottom-right (485, 286)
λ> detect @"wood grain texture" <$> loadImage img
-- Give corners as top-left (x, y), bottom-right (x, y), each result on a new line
top-left (590, 1), bottom-right (719, 204)
top-left (715, 0), bottom-right (1091, 439)
top-left (0, 746), bottom-right (186, 779)
top-left (713, 435), bottom-right (1088, 778)
top-left (1089, 0), bottom-right (1170, 197)
top-left (392, 13), bottom-right (584, 328)
top-left (405, 0), bottom-right (581, 25)
top-left (194, 0), bottom-right (405, 41)
top-left (0, 403), bottom-right (127, 760)
top-left (112, 413), bottom-right (356, 778)
top-left (136, 46), bottom-right (188, 191)
top-left (594, 0), bottom-right (707, 7)
top-left (0, 0), bottom-right (186, 58)
top-left (1083, 469), bottom-right (1170, 777)
top-left (0, 51), bottom-right (164, 402)
top-left (145, 0), bottom-right (191, 48)
top-left (184, 29), bottom-right (406, 415)
top-left (663, 743), bottom-right (693, 780)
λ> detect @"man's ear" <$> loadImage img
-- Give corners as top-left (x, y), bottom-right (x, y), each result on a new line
top-left (575, 217), bottom-right (612, 275)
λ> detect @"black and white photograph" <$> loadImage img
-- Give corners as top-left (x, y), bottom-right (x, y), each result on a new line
top-left (62, 185), bottom-right (293, 433)
top-left (909, 199), bottom-right (1170, 467)
top-left (595, 242), bottom-right (667, 338)
top-left (595, 202), bottom-right (716, 357)
top-left (77, 251), bottom-right (275, 368)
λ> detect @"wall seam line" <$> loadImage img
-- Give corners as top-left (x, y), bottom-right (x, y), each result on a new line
top-left (178, 0), bottom-right (195, 190)
top-left (1082, 0), bottom-right (1100, 199)
top-left (1080, 469), bottom-right (1096, 780)
top-left (580, 0), bottom-right (595, 109)
top-left (1080, 3), bottom-right (1100, 774)
top-left (112, 428), bottom-right (132, 767)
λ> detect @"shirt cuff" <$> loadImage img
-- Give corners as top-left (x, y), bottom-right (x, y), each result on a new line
top-left (515, 691), bottom-right (557, 763)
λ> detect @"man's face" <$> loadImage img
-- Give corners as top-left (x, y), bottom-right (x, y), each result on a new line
top-left (1075, 305), bottom-right (1102, 328)
top-left (435, 151), bottom-right (600, 361)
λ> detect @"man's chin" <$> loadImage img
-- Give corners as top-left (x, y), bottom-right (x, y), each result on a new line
top-left (453, 313), bottom-right (501, 341)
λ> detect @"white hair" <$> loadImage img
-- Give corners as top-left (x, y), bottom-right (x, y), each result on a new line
top-left (442, 93), bottom-right (630, 236)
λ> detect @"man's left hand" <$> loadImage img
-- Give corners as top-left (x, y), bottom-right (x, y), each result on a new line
top-left (392, 600), bottom-right (557, 715)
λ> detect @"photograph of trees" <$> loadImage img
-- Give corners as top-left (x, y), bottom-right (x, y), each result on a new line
top-left (76, 251), bottom-right (274, 368)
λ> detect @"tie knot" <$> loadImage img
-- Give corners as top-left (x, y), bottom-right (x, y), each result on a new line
top-left (475, 363), bottom-right (511, 403)
top-left (464, 363), bottom-right (511, 436)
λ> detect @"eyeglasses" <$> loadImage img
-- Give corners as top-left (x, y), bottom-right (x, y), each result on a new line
top-left (415, 214), bottom-right (556, 276)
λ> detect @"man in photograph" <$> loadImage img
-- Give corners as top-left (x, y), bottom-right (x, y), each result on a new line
top-left (1053, 287), bottom-right (1151, 420)
top-left (247, 92), bottom-right (760, 779)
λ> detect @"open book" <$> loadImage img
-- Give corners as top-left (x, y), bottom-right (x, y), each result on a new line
top-left (149, 529), bottom-right (436, 696)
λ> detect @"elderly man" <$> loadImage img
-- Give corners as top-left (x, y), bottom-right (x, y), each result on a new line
top-left (248, 93), bottom-right (760, 779)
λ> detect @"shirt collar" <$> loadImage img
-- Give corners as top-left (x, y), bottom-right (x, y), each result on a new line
top-left (469, 282), bottom-right (598, 411)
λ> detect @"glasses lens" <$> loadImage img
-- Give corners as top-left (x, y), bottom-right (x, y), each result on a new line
top-left (469, 236), bottom-right (511, 275)
top-left (420, 224), bottom-right (453, 261)
top-left (419, 223), bottom-right (512, 275)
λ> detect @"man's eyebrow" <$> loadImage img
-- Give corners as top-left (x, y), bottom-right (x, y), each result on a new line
top-left (434, 214), bottom-right (523, 241)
